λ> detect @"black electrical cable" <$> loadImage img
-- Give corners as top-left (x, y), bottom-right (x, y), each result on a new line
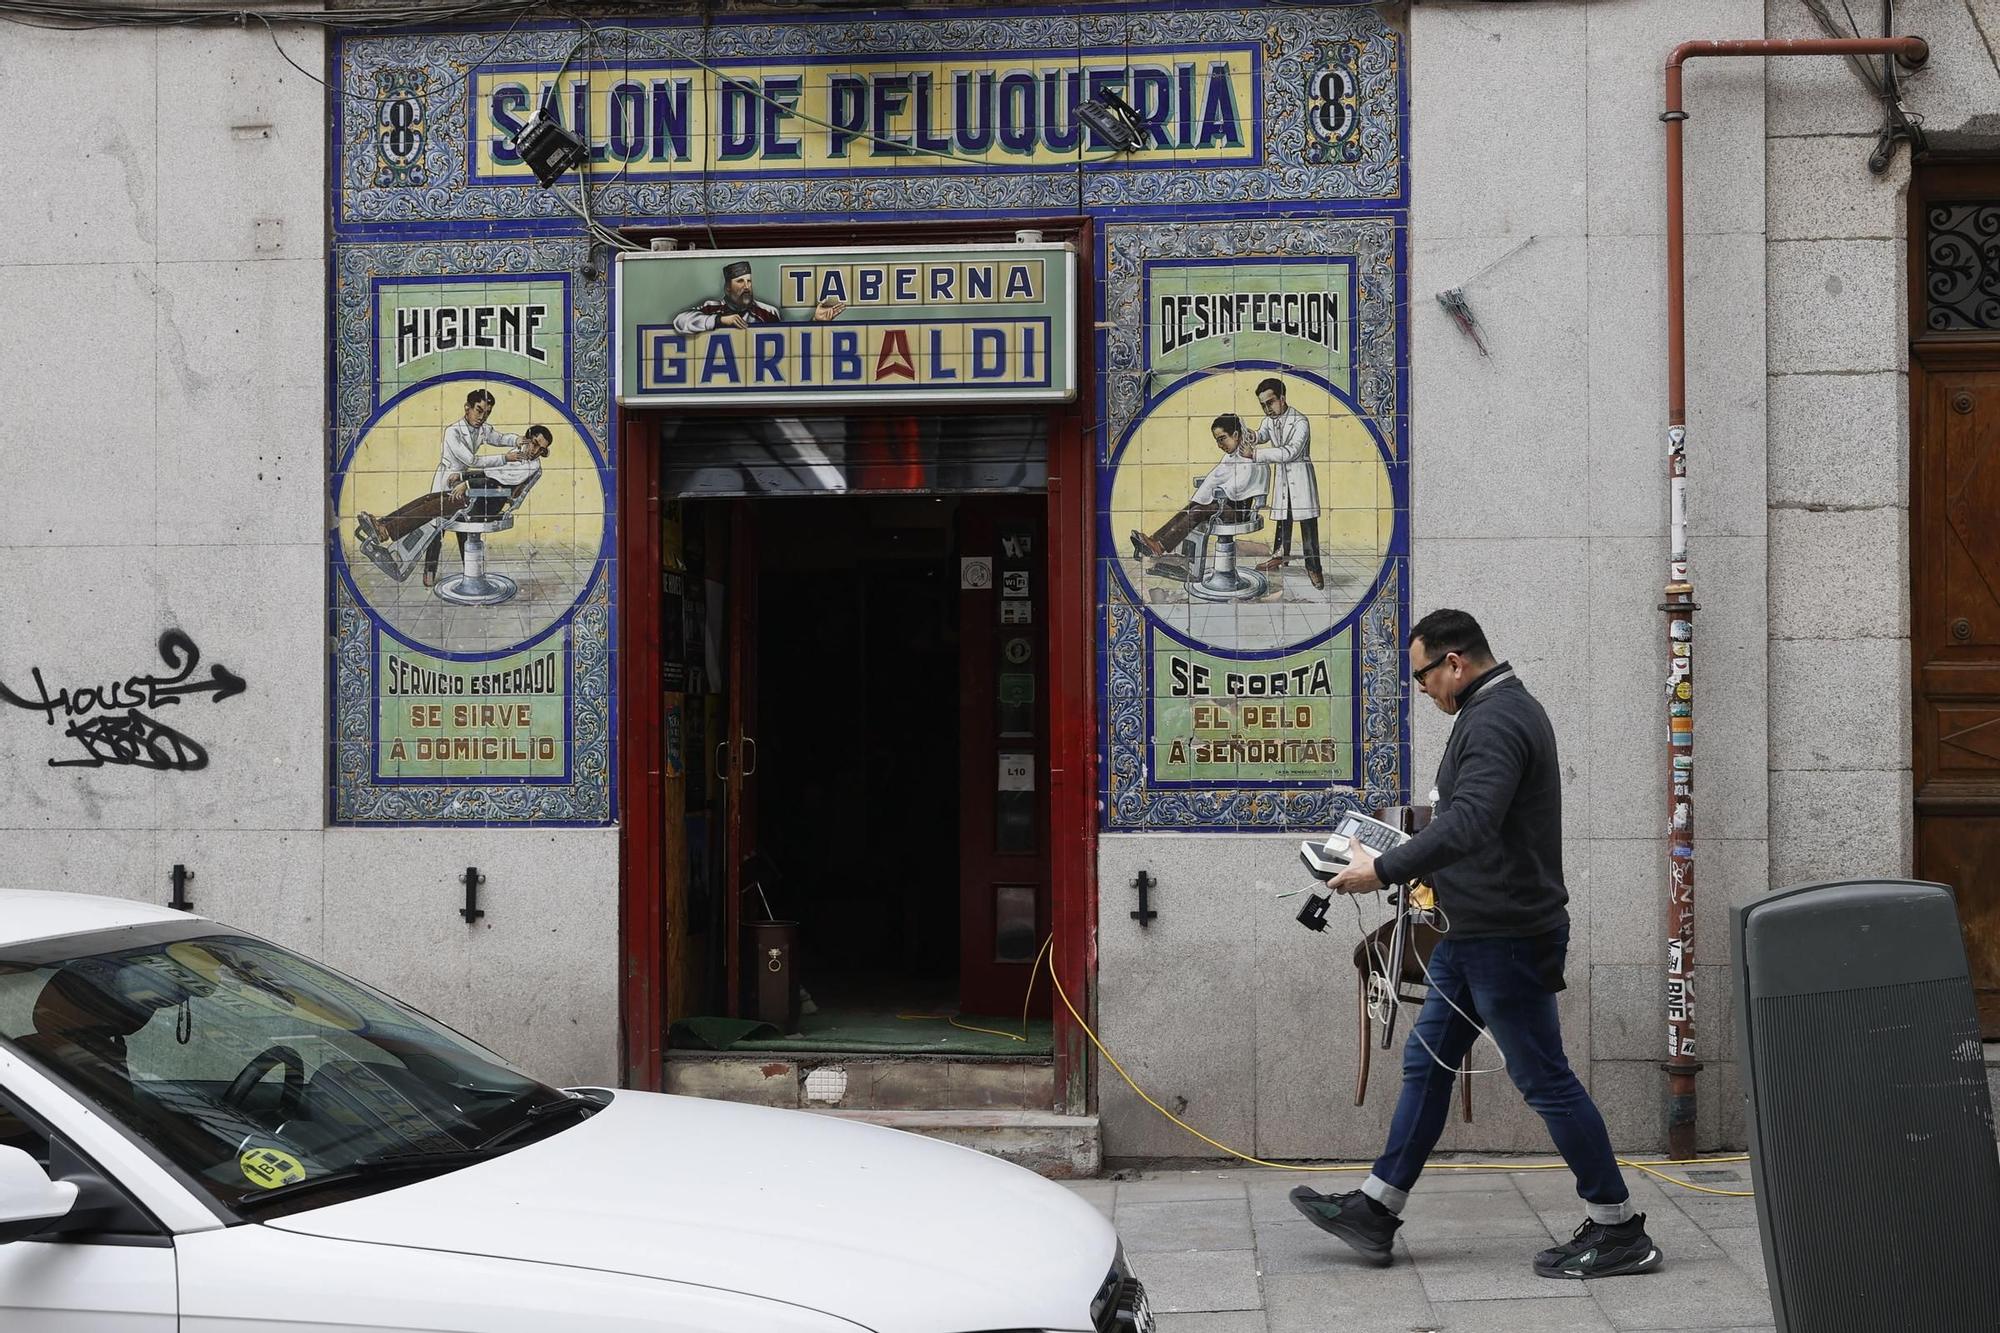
top-left (0, 0), bottom-right (542, 29)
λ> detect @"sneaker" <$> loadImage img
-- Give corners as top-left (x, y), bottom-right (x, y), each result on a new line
top-left (1288, 1186), bottom-right (1400, 1267)
top-left (1533, 1214), bottom-right (1663, 1279)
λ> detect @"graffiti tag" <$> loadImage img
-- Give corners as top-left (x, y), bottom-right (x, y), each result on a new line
top-left (0, 630), bottom-right (246, 771)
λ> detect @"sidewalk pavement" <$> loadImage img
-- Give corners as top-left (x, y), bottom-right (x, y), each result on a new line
top-left (1061, 1156), bottom-right (1772, 1333)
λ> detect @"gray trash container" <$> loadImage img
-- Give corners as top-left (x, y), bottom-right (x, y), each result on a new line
top-left (1734, 879), bottom-right (2000, 1332)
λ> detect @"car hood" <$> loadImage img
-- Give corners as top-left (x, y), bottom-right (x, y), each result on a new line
top-left (264, 1090), bottom-right (1114, 1332)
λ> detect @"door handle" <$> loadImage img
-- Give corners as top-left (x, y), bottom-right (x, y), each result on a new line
top-left (741, 736), bottom-right (758, 777)
top-left (715, 741), bottom-right (730, 780)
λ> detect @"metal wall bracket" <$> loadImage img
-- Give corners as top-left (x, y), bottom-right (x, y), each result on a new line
top-left (1130, 870), bottom-right (1158, 926)
top-left (460, 866), bottom-right (486, 924)
top-left (169, 863), bottom-right (194, 912)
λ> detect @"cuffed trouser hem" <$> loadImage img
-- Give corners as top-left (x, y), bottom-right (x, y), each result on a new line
top-left (1360, 1174), bottom-right (1408, 1214)
top-left (1586, 1198), bottom-right (1636, 1226)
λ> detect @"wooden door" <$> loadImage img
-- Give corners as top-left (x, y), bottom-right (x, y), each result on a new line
top-left (1913, 351), bottom-right (2000, 1035)
top-left (1910, 167), bottom-right (2000, 1034)
top-left (958, 498), bottom-right (1052, 1017)
top-left (723, 502), bottom-right (761, 1017)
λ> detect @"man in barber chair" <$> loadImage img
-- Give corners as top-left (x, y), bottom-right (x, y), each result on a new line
top-left (354, 425), bottom-right (551, 579)
top-left (1128, 413), bottom-right (1266, 563)
top-left (1287, 608), bottom-right (1662, 1281)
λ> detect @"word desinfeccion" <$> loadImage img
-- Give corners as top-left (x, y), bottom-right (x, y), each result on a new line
top-left (1158, 289), bottom-right (1345, 356)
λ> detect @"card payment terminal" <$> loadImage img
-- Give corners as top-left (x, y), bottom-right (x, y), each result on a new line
top-left (1299, 811), bottom-right (1410, 881)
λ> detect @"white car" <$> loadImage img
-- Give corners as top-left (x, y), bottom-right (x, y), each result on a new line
top-left (0, 890), bottom-right (1151, 1332)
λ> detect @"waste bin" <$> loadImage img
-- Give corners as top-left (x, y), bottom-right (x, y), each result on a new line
top-left (1734, 879), bottom-right (2000, 1332)
top-left (747, 920), bottom-right (800, 1034)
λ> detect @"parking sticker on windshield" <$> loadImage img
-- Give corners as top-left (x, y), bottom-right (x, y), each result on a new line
top-left (239, 1147), bottom-right (307, 1190)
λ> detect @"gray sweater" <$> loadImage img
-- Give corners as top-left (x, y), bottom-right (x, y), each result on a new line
top-left (1373, 664), bottom-right (1569, 938)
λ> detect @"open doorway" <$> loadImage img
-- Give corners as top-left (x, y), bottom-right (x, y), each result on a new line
top-left (621, 397), bottom-right (1095, 1097)
top-left (757, 495), bottom-right (966, 1021)
top-left (674, 490), bottom-right (1054, 1055)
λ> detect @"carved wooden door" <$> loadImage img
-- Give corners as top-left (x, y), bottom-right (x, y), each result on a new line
top-left (1912, 168), bottom-right (2000, 1035)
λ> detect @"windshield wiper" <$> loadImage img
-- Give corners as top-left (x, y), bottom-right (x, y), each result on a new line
top-left (233, 1149), bottom-right (493, 1209)
top-left (475, 1093), bottom-right (602, 1152)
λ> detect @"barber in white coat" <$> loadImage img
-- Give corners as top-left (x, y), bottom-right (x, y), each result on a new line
top-left (1251, 376), bottom-right (1324, 590)
top-left (424, 386), bottom-right (532, 587)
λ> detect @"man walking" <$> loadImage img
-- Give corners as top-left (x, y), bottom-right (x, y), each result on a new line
top-left (1289, 608), bottom-right (1662, 1280)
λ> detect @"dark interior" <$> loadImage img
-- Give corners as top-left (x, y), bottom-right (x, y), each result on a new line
top-left (752, 495), bottom-right (965, 1010)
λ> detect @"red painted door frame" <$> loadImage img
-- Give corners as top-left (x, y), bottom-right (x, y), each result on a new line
top-left (616, 218), bottom-right (1098, 1109)
top-left (957, 497), bottom-right (1053, 1017)
top-left (618, 415), bottom-right (666, 1091)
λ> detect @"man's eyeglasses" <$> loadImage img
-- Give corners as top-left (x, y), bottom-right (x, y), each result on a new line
top-left (1411, 653), bottom-right (1451, 685)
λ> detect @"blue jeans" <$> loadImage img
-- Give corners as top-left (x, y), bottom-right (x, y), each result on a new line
top-left (1371, 925), bottom-right (1627, 1207)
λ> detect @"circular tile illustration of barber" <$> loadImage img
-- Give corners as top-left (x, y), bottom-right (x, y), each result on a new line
top-left (335, 378), bottom-right (607, 654)
top-left (1109, 370), bottom-right (1395, 650)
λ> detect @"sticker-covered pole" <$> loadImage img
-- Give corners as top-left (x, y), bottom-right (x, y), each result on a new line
top-left (1659, 33), bottom-right (1926, 1160)
top-left (1660, 53), bottom-right (1701, 1164)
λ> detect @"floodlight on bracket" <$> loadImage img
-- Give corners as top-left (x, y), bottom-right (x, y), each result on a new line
top-left (1078, 89), bottom-right (1147, 154)
top-left (514, 86), bottom-right (589, 189)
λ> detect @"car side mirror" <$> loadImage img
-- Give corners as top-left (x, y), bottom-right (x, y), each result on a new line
top-left (0, 1145), bottom-right (78, 1244)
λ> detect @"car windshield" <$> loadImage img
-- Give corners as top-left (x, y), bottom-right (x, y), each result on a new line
top-left (0, 920), bottom-right (594, 1216)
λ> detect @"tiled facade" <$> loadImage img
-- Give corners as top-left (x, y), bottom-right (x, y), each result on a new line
top-left (5, 0), bottom-right (1995, 1153)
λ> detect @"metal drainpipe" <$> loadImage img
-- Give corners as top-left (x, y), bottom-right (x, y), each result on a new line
top-left (1659, 35), bottom-right (1928, 1160)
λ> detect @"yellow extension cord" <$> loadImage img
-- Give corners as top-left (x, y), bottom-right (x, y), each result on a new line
top-left (896, 935), bottom-right (1754, 1197)
top-left (1038, 941), bottom-right (1756, 1199)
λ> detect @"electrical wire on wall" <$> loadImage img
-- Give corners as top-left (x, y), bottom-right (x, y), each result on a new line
top-left (1800, 0), bottom-right (1928, 170)
top-left (0, 0), bottom-right (547, 106)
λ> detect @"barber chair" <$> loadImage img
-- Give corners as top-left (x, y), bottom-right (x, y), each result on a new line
top-left (436, 470), bottom-right (542, 607)
top-left (1183, 493), bottom-right (1268, 602)
top-left (1351, 805), bottom-right (1474, 1122)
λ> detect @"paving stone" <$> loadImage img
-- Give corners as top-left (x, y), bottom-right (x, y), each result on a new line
top-left (1156, 1314), bottom-right (1268, 1333)
top-left (1516, 1174), bottom-right (1728, 1264)
top-left (1703, 1226), bottom-right (1769, 1291)
top-left (1128, 1249), bottom-right (1263, 1314)
top-left (1663, 1195), bottom-right (1761, 1233)
top-left (1116, 1198), bottom-right (1255, 1254)
top-left (1247, 1176), bottom-right (1337, 1224)
top-left (1584, 1258), bottom-right (1774, 1330)
top-left (1412, 1160), bottom-right (1549, 1193)
top-left (1252, 1217), bottom-right (1382, 1277)
top-left (1428, 1296), bottom-right (1619, 1331)
top-left (1264, 1268), bottom-right (1434, 1333)
top-left (1408, 1232), bottom-right (1596, 1304)
top-left (1401, 1183), bottom-right (1551, 1239)
top-left (1116, 1174), bottom-right (1254, 1204)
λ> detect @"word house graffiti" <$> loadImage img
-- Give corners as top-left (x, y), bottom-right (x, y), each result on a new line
top-left (0, 630), bottom-right (247, 771)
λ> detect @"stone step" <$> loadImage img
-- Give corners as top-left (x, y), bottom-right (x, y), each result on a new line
top-left (666, 1050), bottom-right (1054, 1112)
top-left (809, 1108), bottom-right (1101, 1179)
